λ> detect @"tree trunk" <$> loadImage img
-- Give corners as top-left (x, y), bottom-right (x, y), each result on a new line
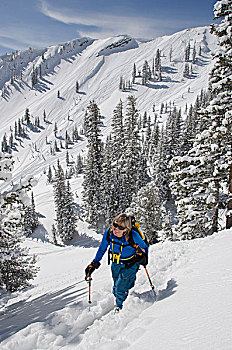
top-left (226, 163), bottom-right (232, 229)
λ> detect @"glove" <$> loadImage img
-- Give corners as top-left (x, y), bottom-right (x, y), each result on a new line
top-left (136, 252), bottom-right (148, 266)
top-left (85, 260), bottom-right (100, 280)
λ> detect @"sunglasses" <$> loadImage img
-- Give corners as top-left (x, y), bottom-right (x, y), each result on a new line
top-left (113, 222), bottom-right (127, 231)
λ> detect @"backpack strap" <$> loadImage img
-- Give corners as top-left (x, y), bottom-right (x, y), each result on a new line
top-left (106, 227), bottom-right (133, 247)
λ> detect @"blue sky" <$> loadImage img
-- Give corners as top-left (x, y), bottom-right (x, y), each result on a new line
top-left (0, 0), bottom-right (217, 54)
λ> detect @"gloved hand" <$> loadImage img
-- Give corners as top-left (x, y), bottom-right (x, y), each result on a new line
top-left (136, 252), bottom-right (148, 266)
top-left (85, 260), bottom-right (100, 280)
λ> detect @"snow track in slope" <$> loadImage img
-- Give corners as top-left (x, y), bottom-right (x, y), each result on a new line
top-left (0, 232), bottom-right (205, 350)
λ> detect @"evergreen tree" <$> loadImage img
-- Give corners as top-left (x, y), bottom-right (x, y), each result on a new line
top-left (82, 101), bottom-right (103, 228)
top-left (171, 0), bottom-right (232, 238)
top-left (14, 121), bottom-right (18, 138)
top-left (0, 152), bottom-right (38, 292)
top-left (132, 63), bottom-right (136, 84)
top-left (64, 181), bottom-right (77, 239)
top-left (72, 125), bottom-right (79, 142)
top-left (24, 108), bottom-right (30, 125)
top-left (185, 42), bottom-right (191, 62)
top-left (22, 192), bottom-right (38, 237)
top-left (101, 137), bottom-right (116, 225)
top-left (18, 119), bottom-right (22, 136)
top-left (65, 131), bottom-right (71, 148)
top-left (9, 133), bottom-right (14, 149)
top-left (43, 110), bottom-right (46, 122)
top-left (53, 161), bottom-right (76, 242)
top-left (111, 99), bottom-right (124, 161)
top-left (183, 63), bottom-right (190, 77)
top-left (54, 122), bottom-right (58, 137)
top-left (149, 121), bottom-right (160, 162)
top-left (75, 154), bottom-right (84, 175)
top-left (31, 192), bottom-right (39, 229)
top-left (31, 67), bottom-right (38, 87)
top-left (142, 60), bottom-right (151, 85)
top-left (151, 127), bottom-right (169, 200)
top-left (117, 96), bottom-right (149, 211)
top-left (192, 44), bottom-right (197, 63)
top-left (52, 224), bottom-right (58, 245)
top-left (66, 150), bottom-right (70, 166)
top-left (47, 165), bottom-right (53, 183)
top-left (1, 134), bottom-right (8, 152)
top-left (76, 81), bottom-right (79, 93)
top-left (129, 182), bottom-right (161, 244)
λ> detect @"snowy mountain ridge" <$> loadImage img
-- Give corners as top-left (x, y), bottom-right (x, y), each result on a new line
top-left (0, 25), bottom-right (218, 234)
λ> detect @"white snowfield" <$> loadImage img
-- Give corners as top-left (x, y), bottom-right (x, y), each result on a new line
top-left (0, 229), bottom-right (231, 350)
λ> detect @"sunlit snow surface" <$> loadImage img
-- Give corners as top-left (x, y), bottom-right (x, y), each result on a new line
top-left (0, 229), bottom-right (232, 349)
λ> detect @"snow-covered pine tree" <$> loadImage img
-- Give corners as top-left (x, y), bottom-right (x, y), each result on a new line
top-left (47, 165), bottom-right (53, 183)
top-left (24, 108), bottom-right (30, 125)
top-left (192, 44), bottom-right (197, 63)
top-left (22, 193), bottom-right (38, 237)
top-left (143, 115), bottom-right (152, 157)
top-left (53, 160), bottom-right (73, 242)
top-left (111, 99), bottom-right (124, 162)
top-left (155, 49), bottom-right (161, 71)
top-left (31, 191), bottom-right (39, 230)
top-left (54, 122), bottom-right (58, 138)
top-left (151, 127), bottom-right (169, 200)
top-left (75, 154), bottom-right (83, 175)
top-left (165, 106), bottom-right (182, 162)
top-left (76, 81), bottom-right (79, 93)
top-left (128, 181), bottom-right (161, 244)
top-left (148, 120), bottom-right (160, 162)
top-left (0, 152), bottom-right (38, 292)
top-left (117, 96), bottom-right (149, 211)
top-left (183, 63), bottom-right (190, 77)
top-left (64, 181), bottom-right (77, 239)
top-left (9, 133), bottom-right (13, 149)
top-left (142, 60), bottom-right (151, 85)
top-left (1, 134), bottom-right (8, 152)
top-left (82, 101), bottom-right (103, 228)
top-left (210, 0), bottom-right (232, 229)
top-left (185, 42), bottom-right (191, 62)
top-left (170, 0), bottom-right (232, 238)
top-left (101, 136), bottom-right (116, 225)
top-left (132, 63), bottom-right (136, 84)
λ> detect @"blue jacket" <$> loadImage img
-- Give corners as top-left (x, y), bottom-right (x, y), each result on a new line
top-left (94, 228), bottom-right (148, 263)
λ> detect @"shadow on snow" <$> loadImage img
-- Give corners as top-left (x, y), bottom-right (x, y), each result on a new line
top-left (0, 281), bottom-right (88, 342)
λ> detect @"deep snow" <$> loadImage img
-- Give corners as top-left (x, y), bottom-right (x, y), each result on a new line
top-left (0, 229), bottom-right (232, 349)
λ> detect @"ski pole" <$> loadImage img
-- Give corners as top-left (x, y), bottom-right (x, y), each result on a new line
top-left (144, 266), bottom-right (156, 300)
top-left (87, 275), bottom-right (92, 304)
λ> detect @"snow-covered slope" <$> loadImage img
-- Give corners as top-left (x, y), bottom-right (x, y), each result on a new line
top-left (1, 25), bottom-right (231, 350)
top-left (0, 26), bottom-right (217, 234)
top-left (0, 229), bottom-right (231, 349)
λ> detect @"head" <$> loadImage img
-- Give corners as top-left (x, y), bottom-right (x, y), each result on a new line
top-left (111, 213), bottom-right (132, 239)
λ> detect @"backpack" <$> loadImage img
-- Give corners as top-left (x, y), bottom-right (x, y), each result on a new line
top-left (130, 216), bottom-right (150, 247)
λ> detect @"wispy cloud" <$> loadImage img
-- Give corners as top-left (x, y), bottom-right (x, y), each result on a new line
top-left (39, 0), bottom-right (173, 39)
